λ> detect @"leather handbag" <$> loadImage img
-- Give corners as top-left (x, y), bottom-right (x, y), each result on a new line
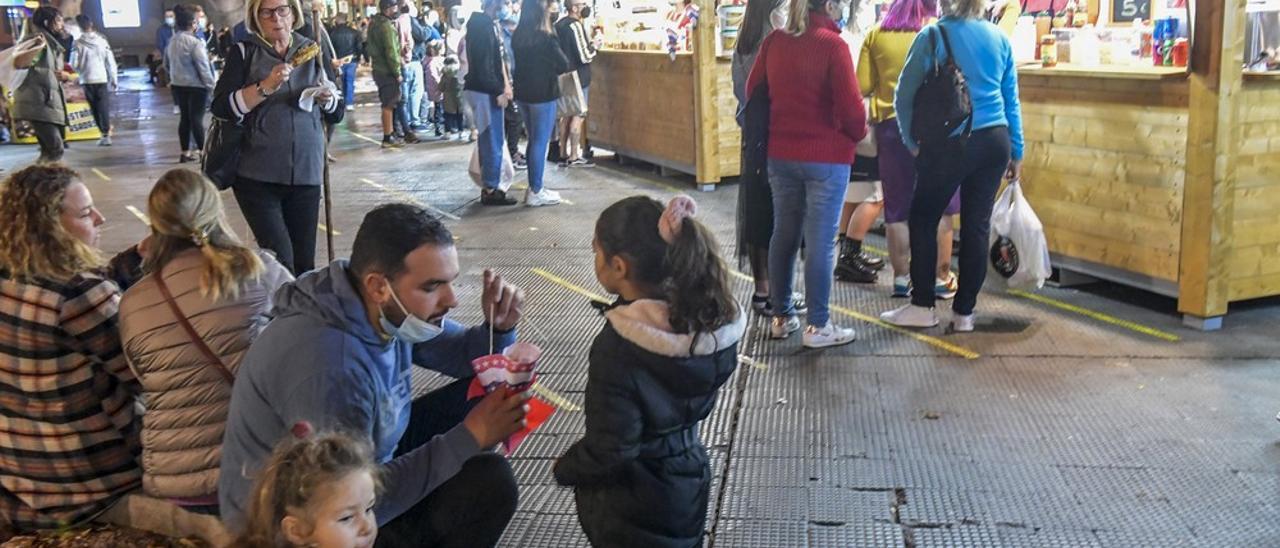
top-left (203, 44), bottom-right (255, 190)
top-left (153, 267), bottom-right (236, 385)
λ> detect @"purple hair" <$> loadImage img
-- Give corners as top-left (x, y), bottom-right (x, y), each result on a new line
top-left (880, 0), bottom-right (938, 32)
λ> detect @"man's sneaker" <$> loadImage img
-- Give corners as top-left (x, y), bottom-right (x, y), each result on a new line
top-left (892, 275), bottom-right (912, 298)
top-left (935, 272), bottom-right (959, 300)
top-left (403, 132), bottom-right (421, 145)
top-left (769, 316), bottom-right (801, 339)
top-left (525, 188), bottom-right (562, 207)
top-left (879, 304), bottom-right (939, 328)
top-left (98, 136), bottom-right (111, 147)
top-left (835, 255), bottom-right (878, 283)
top-left (951, 313), bottom-right (975, 333)
top-left (802, 324), bottom-right (857, 349)
top-left (381, 136), bottom-right (404, 149)
top-left (346, 104), bottom-right (355, 111)
top-left (513, 153), bottom-right (528, 170)
top-left (481, 188), bottom-right (518, 206)
top-left (567, 158), bottom-right (595, 168)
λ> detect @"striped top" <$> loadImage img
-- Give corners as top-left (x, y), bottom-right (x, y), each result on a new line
top-left (0, 271), bottom-right (142, 531)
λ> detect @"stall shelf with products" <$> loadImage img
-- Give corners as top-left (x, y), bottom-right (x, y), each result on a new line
top-left (1014, 0), bottom-right (1279, 328)
top-left (588, 0), bottom-right (740, 189)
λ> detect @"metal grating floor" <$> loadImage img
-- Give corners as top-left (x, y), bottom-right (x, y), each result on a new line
top-left (43, 84), bottom-right (1280, 548)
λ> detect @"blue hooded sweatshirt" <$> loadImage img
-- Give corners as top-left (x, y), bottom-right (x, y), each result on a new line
top-left (218, 260), bottom-right (515, 529)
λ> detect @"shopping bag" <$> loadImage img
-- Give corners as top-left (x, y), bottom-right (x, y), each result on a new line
top-left (468, 145), bottom-right (515, 192)
top-left (989, 180), bottom-right (1051, 290)
top-left (0, 39), bottom-right (41, 93)
top-left (557, 71), bottom-right (587, 117)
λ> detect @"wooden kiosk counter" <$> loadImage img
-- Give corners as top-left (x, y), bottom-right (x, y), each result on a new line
top-left (1017, 1), bottom-right (1277, 329)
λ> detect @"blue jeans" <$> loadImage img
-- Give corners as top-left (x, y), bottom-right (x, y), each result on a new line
top-left (341, 62), bottom-right (357, 107)
top-left (768, 159), bottom-right (851, 327)
top-left (477, 98), bottom-right (506, 190)
top-left (405, 62), bottom-right (425, 125)
top-left (518, 100), bottom-right (557, 193)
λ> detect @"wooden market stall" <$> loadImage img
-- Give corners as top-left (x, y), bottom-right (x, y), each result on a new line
top-left (1016, 0), bottom-right (1279, 329)
top-left (586, 0), bottom-right (740, 190)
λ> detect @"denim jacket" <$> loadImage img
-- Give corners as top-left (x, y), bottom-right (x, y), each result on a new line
top-left (164, 31), bottom-right (215, 89)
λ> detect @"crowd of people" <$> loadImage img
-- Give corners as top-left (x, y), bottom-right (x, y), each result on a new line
top-left (0, 0), bottom-right (1027, 545)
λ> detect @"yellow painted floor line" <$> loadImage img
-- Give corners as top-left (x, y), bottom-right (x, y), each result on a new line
top-left (532, 382), bottom-right (581, 412)
top-left (728, 269), bottom-right (979, 360)
top-left (530, 268), bottom-right (610, 305)
top-left (317, 223), bottom-right (341, 236)
top-left (91, 168), bottom-right (111, 182)
top-left (1008, 289), bottom-right (1181, 342)
top-left (125, 205), bottom-right (150, 226)
top-left (358, 178), bottom-right (461, 220)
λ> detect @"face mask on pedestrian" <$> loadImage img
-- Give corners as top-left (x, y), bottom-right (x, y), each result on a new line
top-left (165, 16), bottom-right (175, 26)
top-left (197, 16), bottom-right (207, 28)
top-left (379, 286), bottom-right (445, 343)
top-left (769, 3), bottom-right (788, 30)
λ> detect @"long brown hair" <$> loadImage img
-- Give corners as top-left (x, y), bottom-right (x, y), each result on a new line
top-left (143, 169), bottom-right (264, 300)
top-left (234, 433), bottom-right (381, 548)
top-left (595, 196), bottom-right (738, 337)
top-left (0, 165), bottom-right (103, 282)
top-left (737, 0), bottom-right (785, 56)
top-left (514, 0), bottom-right (553, 40)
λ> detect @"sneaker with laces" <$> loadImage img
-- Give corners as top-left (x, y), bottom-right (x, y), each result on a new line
top-left (892, 276), bottom-right (912, 298)
top-left (951, 313), bottom-right (975, 333)
top-left (513, 154), bottom-right (529, 170)
top-left (403, 132), bottom-right (422, 145)
top-left (568, 158), bottom-right (596, 168)
top-left (752, 294), bottom-right (808, 316)
top-left (880, 304), bottom-right (939, 328)
top-left (98, 136), bottom-right (112, 147)
top-left (381, 135), bottom-right (404, 149)
top-left (770, 316), bottom-right (801, 339)
top-left (525, 188), bottom-right (562, 207)
top-left (803, 324), bottom-right (857, 348)
top-left (935, 272), bottom-right (959, 300)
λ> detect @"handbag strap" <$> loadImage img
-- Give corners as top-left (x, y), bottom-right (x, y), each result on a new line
top-left (152, 266), bottom-right (236, 385)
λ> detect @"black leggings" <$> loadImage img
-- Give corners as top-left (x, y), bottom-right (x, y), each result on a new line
top-left (375, 379), bottom-right (519, 548)
top-left (232, 179), bottom-right (320, 275)
top-left (83, 83), bottom-right (111, 134)
top-left (28, 121), bottom-right (64, 163)
top-left (173, 86), bottom-right (209, 152)
top-left (910, 126), bottom-right (1012, 316)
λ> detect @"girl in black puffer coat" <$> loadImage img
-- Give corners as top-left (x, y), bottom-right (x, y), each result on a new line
top-left (554, 195), bottom-right (746, 548)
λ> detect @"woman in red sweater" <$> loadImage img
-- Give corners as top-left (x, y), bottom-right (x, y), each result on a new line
top-left (745, 0), bottom-right (867, 349)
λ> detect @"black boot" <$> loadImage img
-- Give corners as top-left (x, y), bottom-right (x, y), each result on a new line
top-left (835, 254), bottom-right (879, 283)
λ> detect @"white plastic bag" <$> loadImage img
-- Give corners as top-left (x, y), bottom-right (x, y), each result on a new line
top-left (989, 180), bottom-right (1051, 290)
top-left (0, 39), bottom-right (41, 93)
top-left (468, 145), bottom-right (515, 193)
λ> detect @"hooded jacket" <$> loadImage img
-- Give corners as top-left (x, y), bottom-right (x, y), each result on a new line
top-left (554, 300), bottom-right (744, 548)
top-left (73, 31), bottom-right (117, 87)
top-left (118, 249), bottom-right (292, 500)
top-left (218, 261), bottom-right (513, 529)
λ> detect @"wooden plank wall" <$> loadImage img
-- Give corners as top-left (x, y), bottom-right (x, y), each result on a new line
top-left (589, 52), bottom-right (698, 171)
top-left (1018, 73), bottom-right (1189, 283)
top-left (1229, 80), bottom-right (1280, 301)
top-left (714, 59), bottom-right (743, 178)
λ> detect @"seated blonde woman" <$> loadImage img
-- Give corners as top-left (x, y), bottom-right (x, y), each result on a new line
top-left (119, 169), bottom-right (292, 516)
top-left (0, 164), bottom-right (143, 531)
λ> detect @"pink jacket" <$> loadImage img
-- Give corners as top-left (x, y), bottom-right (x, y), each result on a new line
top-left (425, 56), bottom-right (444, 101)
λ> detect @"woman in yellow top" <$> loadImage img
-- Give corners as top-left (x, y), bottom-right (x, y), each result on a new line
top-left (857, 0), bottom-right (958, 300)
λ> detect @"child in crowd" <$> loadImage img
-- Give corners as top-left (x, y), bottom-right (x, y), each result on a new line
top-left (441, 55), bottom-right (464, 139)
top-left (424, 41), bottom-right (446, 137)
top-left (233, 431), bottom-right (380, 548)
top-left (554, 196), bottom-right (746, 548)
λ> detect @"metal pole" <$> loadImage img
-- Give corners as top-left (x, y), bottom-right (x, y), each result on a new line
top-left (315, 6), bottom-right (335, 263)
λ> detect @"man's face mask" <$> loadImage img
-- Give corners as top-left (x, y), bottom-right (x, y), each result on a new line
top-left (379, 285), bottom-right (445, 343)
top-left (165, 15), bottom-right (175, 26)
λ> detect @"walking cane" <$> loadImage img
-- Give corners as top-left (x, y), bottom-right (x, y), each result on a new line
top-left (313, 6), bottom-right (336, 263)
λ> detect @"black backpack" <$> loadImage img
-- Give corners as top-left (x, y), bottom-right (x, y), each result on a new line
top-left (910, 24), bottom-right (973, 149)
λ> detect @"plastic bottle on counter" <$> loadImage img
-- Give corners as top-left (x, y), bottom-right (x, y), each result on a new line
top-left (1040, 35), bottom-right (1058, 68)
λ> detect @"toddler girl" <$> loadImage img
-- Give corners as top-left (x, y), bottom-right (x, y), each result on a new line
top-left (233, 431), bottom-right (380, 548)
top-left (554, 196), bottom-right (746, 548)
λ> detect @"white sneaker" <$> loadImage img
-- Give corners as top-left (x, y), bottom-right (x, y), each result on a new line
top-left (770, 316), bottom-right (800, 339)
top-left (803, 324), bottom-right (856, 349)
top-left (173, 105), bottom-right (180, 115)
top-left (346, 104), bottom-right (355, 111)
top-left (98, 136), bottom-right (111, 146)
top-left (880, 304), bottom-right (939, 328)
top-left (525, 188), bottom-right (562, 207)
top-left (951, 313), bottom-right (975, 333)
